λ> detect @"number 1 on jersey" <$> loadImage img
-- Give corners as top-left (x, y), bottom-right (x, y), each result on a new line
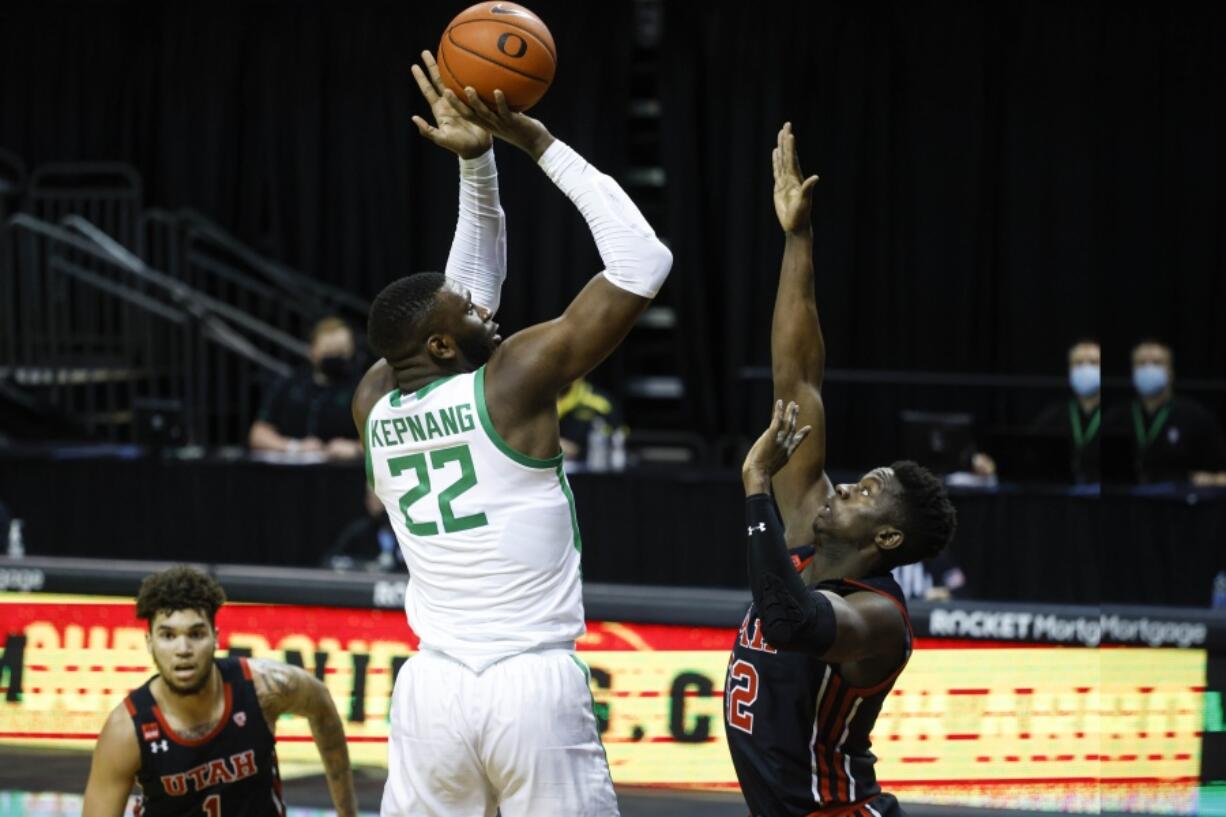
top-left (202, 793), bottom-right (221, 817)
top-left (388, 444), bottom-right (489, 536)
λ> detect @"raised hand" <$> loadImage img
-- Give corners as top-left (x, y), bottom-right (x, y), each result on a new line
top-left (772, 122), bottom-right (819, 234)
top-left (410, 51), bottom-right (492, 159)
top-left (743, 400), bottom-right (813, 485)
top-left (441, 86), bottom-right (555, 161)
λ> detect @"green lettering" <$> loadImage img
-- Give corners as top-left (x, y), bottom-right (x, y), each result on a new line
top-left (406, 415), bottom-right (426, 442)
top-left (457, 403), bottom-right (475, 432)
top-left (392, 418), bottom-right (408, 445)
top-left (367, 419), bottom-right (384, 448)
top-left (439, 407), bottom-right (459, 436)
top-left (380, 420), bottom-right (395, 446)
top-left (424, 413), bottom-right (443, 440)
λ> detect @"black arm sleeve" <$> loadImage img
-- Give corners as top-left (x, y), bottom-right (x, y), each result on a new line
top-left (746, 494), bottom-right (836, 653)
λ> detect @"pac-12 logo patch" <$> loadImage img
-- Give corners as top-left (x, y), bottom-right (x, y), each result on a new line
top-left (142, 723), bottom-right (161, 741)
top-left (233, 711), bottom-right (247, 727)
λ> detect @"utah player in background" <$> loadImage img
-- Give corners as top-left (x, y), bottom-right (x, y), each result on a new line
top-left (723, 125), bottom-right (957, 817)
top-left (82, 566), bottom-right (357, 817)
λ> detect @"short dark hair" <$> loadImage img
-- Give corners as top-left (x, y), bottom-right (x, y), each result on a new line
top-left (367, 273), bottom-right (447, 360)
top-left (136, 566), bottom-right (226, 629)
top-left (1133, 337), bottom-right (1172, 361)
top-left (310, 316), bottom-right (352, 345)
top-left (882, 460), bottom-right (957, 570)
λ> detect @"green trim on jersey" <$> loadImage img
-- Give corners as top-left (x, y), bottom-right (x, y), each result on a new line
top-left (474, 366), bottom-right (564, 469)
top-left (415, 374), bottom-right (459, 401)
top-left (389, 388), bottom-right (402, 408)
top-left (569, 654), bottom-right (613, 771)
top-left (555, 461), bottom-right (583, 552)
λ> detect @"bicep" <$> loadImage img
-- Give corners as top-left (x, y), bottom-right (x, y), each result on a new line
top-left (83, 710), bottom-right (139, 817)
top-left (253, 659), bottom-right (329, 721)
top-left (352, 360), bottom-right (395, 441)
top-left (817, 591), bottom-right (905, 664)
top-left (489, 275), bottom-right (650, 403)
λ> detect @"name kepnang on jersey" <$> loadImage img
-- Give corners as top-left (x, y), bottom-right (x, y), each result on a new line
top-left (368, 402), bottom-right (476, 448)
top-left (159, 750), bottom-right (258, 796)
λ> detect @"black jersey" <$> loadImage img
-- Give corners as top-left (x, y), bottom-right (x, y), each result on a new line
top-left (725, 571), bottom-right (912, 817)
top-left (125, 657), bottom-right (284, 817)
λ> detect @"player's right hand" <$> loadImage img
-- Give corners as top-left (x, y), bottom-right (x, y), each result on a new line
top-left (411, 50), bottom-right (493, 160)
top-left (772, 122), bottom-right (819, 234)
top-left (443, 86), bottom-right (555, 162)
top-left (743, 400), bottom-right (813, 483)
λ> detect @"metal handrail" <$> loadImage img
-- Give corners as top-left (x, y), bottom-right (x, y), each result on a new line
top-left (59, 215), bottom-right (310, 361)
top-left (175, 208), bottom-right (369, 315)
top-left (737, 365), bottom-right (1226, 392)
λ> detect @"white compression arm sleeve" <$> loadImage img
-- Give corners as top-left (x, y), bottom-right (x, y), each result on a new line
top-left (537, 139), bottom-right (672, 298)
top-left (444, 147), bottom-right (508, 314)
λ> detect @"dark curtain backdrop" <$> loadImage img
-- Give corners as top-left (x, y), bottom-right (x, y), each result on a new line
top-left (2, 2), bottom-right (1224, 451)
top-left (661, 0), bottom-right (1226, 446)
top-left (0, 0), bottom-right (633, 344)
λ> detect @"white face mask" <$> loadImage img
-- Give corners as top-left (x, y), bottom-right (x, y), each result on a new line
top-left (1133, 363), bottom-right (1169, 398)
top-left (1069, 364), bottom-right (1100, 397)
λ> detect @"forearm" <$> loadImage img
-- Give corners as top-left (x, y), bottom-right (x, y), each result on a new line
top-left (771, 229), bottom-right (824, 387)
top-left (743, 490), bottom-right (834, 652)
top-left (445, 148), bottom-right (507, 313)
top-left (249, 421), bottom-right (294, 452)
top-left (538, 139), bottom-right (672, 298)
top-left (308, 705), bottom-right (358, 817)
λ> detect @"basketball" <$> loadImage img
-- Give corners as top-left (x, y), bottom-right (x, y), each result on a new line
top-left (437, 2), bottom-right (557, 112)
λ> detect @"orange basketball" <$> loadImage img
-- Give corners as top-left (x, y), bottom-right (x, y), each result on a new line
top-left (437, 2), bottom-right (557, 112)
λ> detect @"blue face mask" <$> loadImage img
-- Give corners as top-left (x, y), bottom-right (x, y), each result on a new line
top-left (1069, 364), bottom-right (1100, 398)
top-left (1133, 363), bottom-right (1169, 398)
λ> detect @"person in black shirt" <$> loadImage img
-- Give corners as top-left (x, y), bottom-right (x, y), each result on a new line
top-left (82, 566), bottom-right (357, 817)
top-left (1030, 339), bottom-right (1101, 483)
top-left (1103, 339), bottom-right (1226, 484)
top-left (249, 317), bottom-right (364, 460)
top-left (724, 124), bottom-right (957, 817)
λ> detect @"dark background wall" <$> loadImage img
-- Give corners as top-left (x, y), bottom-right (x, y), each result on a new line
top-left (1, 1), bottom-right (1222, 467)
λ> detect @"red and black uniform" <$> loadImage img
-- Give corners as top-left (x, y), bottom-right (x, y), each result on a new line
top-left (125, 657), bottom-right (285, 817)
top-left (725, 497), bottom-right (913, 817)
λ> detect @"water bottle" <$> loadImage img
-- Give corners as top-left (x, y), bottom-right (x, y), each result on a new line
top-left (586, 418), bottom-right (610, 472)
top-left (7, 519), bottom-right (24, 559)
top-left (1212, 572), bottom-right (1226, 609)
top-left (610, 427), bottom-right (627, 472)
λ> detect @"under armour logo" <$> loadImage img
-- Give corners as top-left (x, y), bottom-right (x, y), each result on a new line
top-left (150, 739), bottom-right (169, 753)
top-left (233, 711), bottom-right (247, 727)
top-left (747, 522), bottom-right (766, 536)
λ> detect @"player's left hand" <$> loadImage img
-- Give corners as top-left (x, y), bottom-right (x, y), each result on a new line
top-left (772, 122), bottom-right (819, 234)
top-left (411, 51), bottom-right (493, 160)
top-left (743, 400), bottom-right (813, 483)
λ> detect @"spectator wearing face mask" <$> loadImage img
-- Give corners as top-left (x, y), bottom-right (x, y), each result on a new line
top-left (1030, 339), bottom-right (1101, 483)
top-left (248, 317), bottom-right (364, 460)
top-left (1103, 339), bottom-right (1226, 484)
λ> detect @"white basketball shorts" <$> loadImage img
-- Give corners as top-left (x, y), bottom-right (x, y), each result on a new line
top-left (380, 648), bottom-right (619, 817)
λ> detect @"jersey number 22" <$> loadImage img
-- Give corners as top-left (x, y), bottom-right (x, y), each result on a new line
top-left (388, 444), bottom-right (488, 535)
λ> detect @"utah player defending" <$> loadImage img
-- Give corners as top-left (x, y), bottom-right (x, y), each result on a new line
top-left (82, 566), bottom-right (357, 817)
top-left (723, 125), bottom-right (957, 817)
top-left (353, 58), bottom-right (671, 817)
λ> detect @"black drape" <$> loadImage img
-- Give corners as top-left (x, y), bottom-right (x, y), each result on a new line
top-left (2, 2), bottom-right (1224, 454)
top-left (0, 1), bottom-right (633, 338)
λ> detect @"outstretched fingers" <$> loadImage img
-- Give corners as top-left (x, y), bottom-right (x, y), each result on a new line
top-left (410, 63), bottom-right (439, 105)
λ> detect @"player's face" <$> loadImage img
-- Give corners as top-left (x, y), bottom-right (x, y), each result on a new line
top-left (813, 466), bottom-right (900, 545)
top-left (147, 608), bottom-right (218, 696)
top-left (438, 283), bottom-right (501, 368)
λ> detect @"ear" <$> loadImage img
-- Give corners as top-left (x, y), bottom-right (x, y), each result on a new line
top-left (425, 333), bottom-right (457, 361)
top-left (874, 526), bottom-right (904, 552)
top-left (145, 629), bottom-right (153, 655)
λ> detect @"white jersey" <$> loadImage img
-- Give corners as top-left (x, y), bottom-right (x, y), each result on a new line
top-left (365, 366), bottom-right (585, 672)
